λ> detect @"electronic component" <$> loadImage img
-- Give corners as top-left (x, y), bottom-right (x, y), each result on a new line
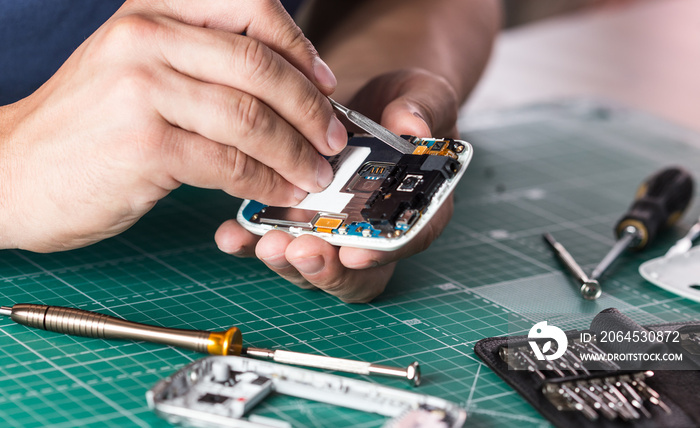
top-left (147, 356), bottom-right (467, 428)
top-left (397, 174), bottom-right (424, 192)
top-left (359, 162), bottom-right (392, 180)
top-left (238, 134), bottom-right (472, 251)
top-left (313, 213), bottom-right (346, 234)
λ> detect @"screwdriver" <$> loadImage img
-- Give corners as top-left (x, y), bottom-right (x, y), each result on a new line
top-left (543, 233), bottom-right (601, 300)
top-left (0, 303), bottom-right (420, 386)
top-left (590, 167), bottom-right (694, 281)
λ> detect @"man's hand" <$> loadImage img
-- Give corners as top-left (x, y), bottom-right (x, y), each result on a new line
top-left (215, 69), bottom-right (459, 303)
top-left (0, 0), bottom-right (346, 252)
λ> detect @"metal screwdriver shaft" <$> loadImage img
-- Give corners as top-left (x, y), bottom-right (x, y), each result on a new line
top-left (590, 167), bottom-right (694, 281)
top-left (328, 98), bottom-right (415, 154)
top-left (590, 226), bottom-right (638, 281)
top-left (543, 233), bottom-right (602, 300)
top-left (245, 347), bottom-right (420, 386)
top-left (0, 303), bottom-right (419, 385)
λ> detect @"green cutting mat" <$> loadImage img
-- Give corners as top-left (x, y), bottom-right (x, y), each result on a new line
top-left (2, 101), bottom-right (700, 428)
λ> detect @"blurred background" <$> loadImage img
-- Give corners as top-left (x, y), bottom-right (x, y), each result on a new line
top-left (468, 0), bottom-right (700, 134)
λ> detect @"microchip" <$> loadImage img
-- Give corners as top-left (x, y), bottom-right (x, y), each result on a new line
top-left (397, 174), bottom-right (424, 192)
top-left (314, 216), bottom-right (344, 229)
top-left (312, 214), bottom-right (346, 234)
top-left (198, 393), bottom-right (229, 404)
top-left (250, 376), bottom-right (269, 386)
top-left (412, 145), bottom-right (429, 155)
top-left (430, 140), bottom-right (446, 152)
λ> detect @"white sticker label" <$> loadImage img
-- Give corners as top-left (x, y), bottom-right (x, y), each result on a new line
top-left (294, 146), bottom-right (371, 213)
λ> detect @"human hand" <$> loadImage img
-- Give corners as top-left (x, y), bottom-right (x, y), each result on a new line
top-left (0, 0), bottom-right (347, 252)
top-left (216, 69), bottom-right (460, 302)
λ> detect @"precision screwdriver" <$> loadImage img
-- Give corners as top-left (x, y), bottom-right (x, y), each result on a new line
top-left (590, 166), bottom-right (694, 281)
top-left (543, 233), bottom-right (602, 300)
top-left (0, 303), bottom-right (420, 386)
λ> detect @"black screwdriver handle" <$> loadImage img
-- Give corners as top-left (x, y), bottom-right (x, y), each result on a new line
top-left (615, 166), bottom-right (694, 250)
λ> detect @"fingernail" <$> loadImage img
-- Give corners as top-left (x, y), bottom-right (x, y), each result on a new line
top-left (317, 156), bottom-right (333, 189)
top-left (290, 255), bottom-right (324, 275)
top-left (293, 186), bottom-right (307, 204)
top-left (409, 104), bottom-right (432, 135)
top-left (345, 260), bottom-right (380, 270)
top-left (220, 245), bottom-right (243, 256)
top-left (312, 57), bottom-right (337, 89)
top-left (230, 248), bottom-right (246, 257)
top-left (261, 253), bottom-right (290, 270)
top-left (327, 115), bottom-right (347, 152)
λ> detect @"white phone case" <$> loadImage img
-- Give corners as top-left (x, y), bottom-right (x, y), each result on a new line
top-left (237, 135), bottom-right (473, 251)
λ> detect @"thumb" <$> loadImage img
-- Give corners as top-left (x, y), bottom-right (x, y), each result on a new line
top-left (381, 98), bottom-right (434, 138)
top-left (379, 71), bottom-right (459, 138)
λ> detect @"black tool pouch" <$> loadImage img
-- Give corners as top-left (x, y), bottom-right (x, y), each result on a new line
top-left (475, 308), bottom-right (700, 428)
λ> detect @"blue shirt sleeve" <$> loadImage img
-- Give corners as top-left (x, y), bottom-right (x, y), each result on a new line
top-left (0, 0), bottom-right (304, 105)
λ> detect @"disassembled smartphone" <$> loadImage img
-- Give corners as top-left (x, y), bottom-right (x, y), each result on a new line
top-left (147, 356), bottom-right (467, 428)
top-left (238, 134), bottom-right (473, 251)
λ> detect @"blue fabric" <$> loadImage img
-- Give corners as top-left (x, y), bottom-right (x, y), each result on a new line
top-left (0, 0), bottom-right (303, 105)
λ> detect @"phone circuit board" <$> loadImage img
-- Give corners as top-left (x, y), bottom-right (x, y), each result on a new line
top-left (238, 134), bottom-right (472, 251)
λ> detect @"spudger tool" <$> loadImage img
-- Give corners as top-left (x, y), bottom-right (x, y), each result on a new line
top-left (328, 98), bottom-right (415, 154)
top-left (0, 303), bottom-right (420, 386)
top-left (590, 166), bottom-right (694, 280)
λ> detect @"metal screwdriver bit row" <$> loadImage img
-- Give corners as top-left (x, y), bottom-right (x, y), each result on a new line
top-left (500, 339), bottom-right (671, 422)
top-left (543, 371), bottom-right (670, 421)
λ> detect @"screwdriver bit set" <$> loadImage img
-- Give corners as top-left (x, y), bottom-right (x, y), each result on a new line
top-left (500, 336), bottom-right (620, 380)
top-left (541, 370), bottom-right (667, 421)
top-left (502, 336), bottom-right (669, 422)
top-left (475, 308), bottom-right (700, 427)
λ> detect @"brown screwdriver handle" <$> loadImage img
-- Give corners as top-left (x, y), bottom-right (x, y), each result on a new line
top-left (4, 304), bottom-right (242, 355)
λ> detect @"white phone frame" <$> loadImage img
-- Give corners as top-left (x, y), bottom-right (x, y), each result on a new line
top-left (237, 138), bottom-right (473, 251)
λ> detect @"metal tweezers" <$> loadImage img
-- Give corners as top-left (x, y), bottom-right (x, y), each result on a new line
top-left (329, 98), bottom-right (414, 154)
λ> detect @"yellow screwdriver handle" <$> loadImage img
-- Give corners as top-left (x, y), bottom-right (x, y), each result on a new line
top-left (207, 327), bottom-right (243, 356)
